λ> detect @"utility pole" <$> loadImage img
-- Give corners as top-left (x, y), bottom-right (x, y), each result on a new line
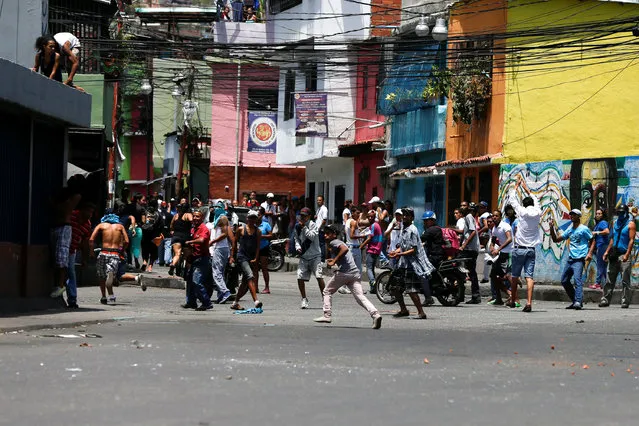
top-left (176, 68), bottom-right (195, 198)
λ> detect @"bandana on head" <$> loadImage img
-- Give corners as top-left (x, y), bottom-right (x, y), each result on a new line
top-left (101, 214), bottom-right (120, 224)
top-left (213, 206), bottom-right (226, 227)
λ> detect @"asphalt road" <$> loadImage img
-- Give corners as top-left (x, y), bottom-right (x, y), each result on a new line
top-left (1, 269), bottom-right (638, 426)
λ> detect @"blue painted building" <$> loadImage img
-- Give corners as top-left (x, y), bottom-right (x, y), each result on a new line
top-left (378, 42), bottom-right (448, 231)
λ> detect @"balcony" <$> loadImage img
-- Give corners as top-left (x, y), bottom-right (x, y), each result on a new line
top-left (213, 21), bottom-right (273, 45)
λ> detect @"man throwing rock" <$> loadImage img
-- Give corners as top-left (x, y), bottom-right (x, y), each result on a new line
top-left (89, 213), bottom-right (129, 304)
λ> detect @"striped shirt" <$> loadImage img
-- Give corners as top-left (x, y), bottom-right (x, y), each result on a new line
top-left (70, 210), bottom-right (92, 253)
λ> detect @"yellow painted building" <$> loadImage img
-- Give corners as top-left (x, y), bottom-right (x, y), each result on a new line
top-left (501, 0), bottom-right (639, 164)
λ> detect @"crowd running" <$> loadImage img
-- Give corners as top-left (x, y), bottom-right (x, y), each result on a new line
top-left (49, 181), bottom-right (637, 327)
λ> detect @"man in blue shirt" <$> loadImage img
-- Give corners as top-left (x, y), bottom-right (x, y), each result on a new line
top-left (600, 204), bottom-right (636, 309)
top-left (549, 209), bottom-right (593, 310)
top-left (588, 209), bottom-right (610, 290)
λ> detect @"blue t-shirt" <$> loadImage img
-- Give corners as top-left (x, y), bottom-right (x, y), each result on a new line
top-left (259, 220), bottom-right (272, 250)
top-left (562, 224), bottom-right (593, 259)
top-left (593, 220), bottom-right (609, 248)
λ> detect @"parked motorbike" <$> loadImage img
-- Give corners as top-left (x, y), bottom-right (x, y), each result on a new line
top-left (375, 257), bottom-right (469, 306)
top-left (267, 238), bottom-right (287, 272)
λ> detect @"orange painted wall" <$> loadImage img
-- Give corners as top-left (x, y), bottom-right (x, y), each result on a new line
top-left (445, 0), bottom-right (506, 161)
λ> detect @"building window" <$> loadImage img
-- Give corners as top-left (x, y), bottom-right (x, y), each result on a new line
top-left (284, 70), bottom-right (295, 121)
top-left (248, 89), bottom-right (279, 111)
top-left (269, 0), bottom-right (303, 14)
top-left (305, 63), bottom-right (318, 92)
top-left (362, 66), bottom-right (369, 109)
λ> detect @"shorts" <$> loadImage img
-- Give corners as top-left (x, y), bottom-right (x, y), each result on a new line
top-left (259, 246), bottom-right (270, 258)
top-left (171, 235), bottom-right (187, 246)
top-left (297, 256), bottom-right (323, 281)
top-left (388, 268), bottom-right (424, 294)
top-left (238, 259), bottom-right (254, 280)
top-left (97, 253), bottom-right (120, 280)
top-left (50, 225), bottom-right (72, 268)
top-left (491, 252), bottom-right (511, 279)
top-left (511, 247), bottom-right (535, 278)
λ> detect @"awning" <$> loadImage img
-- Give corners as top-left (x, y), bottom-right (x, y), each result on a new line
top-left (338, 138), bottom-right (385, 157)
top-left (435, 154), bottom-right (503, 170)
top-left (390, 165), bottom-right (445, 180)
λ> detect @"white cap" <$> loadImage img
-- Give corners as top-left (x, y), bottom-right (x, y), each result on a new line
top-left (267, 193), bottom-right (274, 198)
top-left (394, 209), bottom-right (403, 215)
top-left (368, 196), bottom-right (381, 204)
top-left (247, 210), bottom-right (259, 218)
top-left (569, 208), bottom-right (582, 216)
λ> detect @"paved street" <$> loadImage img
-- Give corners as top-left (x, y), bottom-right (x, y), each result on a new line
top-left (2, 269), bottom-right (639, 426)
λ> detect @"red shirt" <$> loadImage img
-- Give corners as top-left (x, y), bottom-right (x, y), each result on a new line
top-left (70, 210), bottom-right (92, 253)
top-left (190, 222), bottom-right (210, 258)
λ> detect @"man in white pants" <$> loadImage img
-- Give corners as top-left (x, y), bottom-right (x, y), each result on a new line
top-left (314, 225), bottom-right (382, 329)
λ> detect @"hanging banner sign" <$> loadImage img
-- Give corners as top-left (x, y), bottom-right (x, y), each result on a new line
top-left (247, 111), bottom-right (278, 154)
top-left (294, 92), bottom-right (328, 137)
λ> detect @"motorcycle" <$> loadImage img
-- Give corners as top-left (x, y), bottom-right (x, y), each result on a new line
top-left (267, 238), bottom-right (287, 272)
top-left (375, 257), bottom-right (469, 306)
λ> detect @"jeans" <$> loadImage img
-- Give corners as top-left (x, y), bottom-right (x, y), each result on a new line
top-left (211, 247), bottom-right (231, 300)
top-left (460, 249), bottom-right (480, 299)
top-left (561, 258), bottom-right (585, 305)
top-left (322, 272), bottom-right (378, 318)
top-left (595, 245), bottom-right (607, 285)
top-left (66, 251), bottom-right (78, 304)
top-left (350, 245), bottom-right (362, 273)
top-left (603, 259), bottom-right (633, 305)
top-left (158, 238), bottom-right (172, 265)
top-left (366, 253), bottom-right (379, 285)
top-left (319, 231), bottom-right (326, 262)
top-left (186, 256), bottom-right (212, 307)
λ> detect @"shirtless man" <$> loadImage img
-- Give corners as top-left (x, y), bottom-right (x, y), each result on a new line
top-left (89, 213), bottom-right (129, 304)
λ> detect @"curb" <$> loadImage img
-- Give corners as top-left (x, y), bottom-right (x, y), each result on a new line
top-left (140, 275), bottom-right (185, 290)
top-left (1, 318), bottom-right (119, 334)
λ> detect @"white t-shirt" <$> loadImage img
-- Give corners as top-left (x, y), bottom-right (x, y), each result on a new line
top-left (315, 205), bottom-right (328, 229)
top-left (342, 208), bottom-right (351, 222)
top-left (490, 221), bottom-right (513, 254)
top-left (54, 32), bottom-right (80, 51)
top-left (507, 191), bottom-right (542, 247)
top-left (206, 221), bottom-right (229, 255)
top-left (388, 218), bottom-right (403, 252)
top-left (260, 201), bottom-right (277, 227)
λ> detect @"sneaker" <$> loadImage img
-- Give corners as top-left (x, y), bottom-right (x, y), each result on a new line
top-left (369, 285), bottom-right (377, 295)
top-left (598, 298), bottom-right (609, 308)
top-left (514, 301), bottom-right (522, 308)
top-left (313, 316), bottom-right (332, 323)
top-left (254, 300), bottom-right (263, 309)
top-left (168, 265), bottom-right (175, 276)
top-left (565, 303), bottom-right (576, 309)
top-left (465, 298), bottom-right (481, 304)
top-left (487, 299), bottom-right (503, 306)
top-left (572, 302), bottom-right (582, 310)
top-left (136, 275), bottom-right (146, 292)
top-left (195, 304), bottom-right (213, 311)
top-left (66, 302), bottom-right (79, 309)
top-left (100, 297), bottom-right (108, 305)
top-left (372, 315), bottom-right (382, 330)
top-left (480, 279), bottom-right (489, 283)
top-left (338, 286), bottom-right (351, 294)
top-left (300, 298), bottom-right (309, 309)
top-left (108, 295), bottom-right (116, 304)
top-left (588, 284), bottom-right (602, 290)
top-left (181, 303), bottom-right (197, 309)
top-left (422, 297), bottom-right (435, 307)
top-left (621, 302), bottom-right (630, 309)
top-left (50, 286), bottom-right (65, 298)
top-left (218, 291), bottom-right (232, 304)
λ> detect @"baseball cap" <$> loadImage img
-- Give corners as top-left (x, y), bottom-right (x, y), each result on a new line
top-left (368, 196), bottom-right (381, 204)
top-left (422, 210), bottom-right (436, 220)
top-left (479, 201), bottom-right (489, 208)
top-left (394, 209), bottom-right (403, 215)
top-left (267, 193), bottom-right (274, 198)
top-left (569, 208), bottom-right (582, 216)
top-left (247, 210), bottom-right (259, 218)
top-left (617, 204), bottom-right (629, 213)
top-left (300, 207), bottom-right (311, 216)
top-left (324, 224), bottom-right (340, 234)
top-left (401, 207), bottom-right (414, 217)
top-left (468, 202), bottom-right (478, 211)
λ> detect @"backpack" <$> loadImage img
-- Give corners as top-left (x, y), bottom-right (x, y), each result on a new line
top-left (142, 210), bottom-right (158, 232)
top-left (441, 227), bottom-right (461, 257)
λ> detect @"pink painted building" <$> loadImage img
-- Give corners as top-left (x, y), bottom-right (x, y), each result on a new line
top-left (209, 63), bottom-right (305, 201)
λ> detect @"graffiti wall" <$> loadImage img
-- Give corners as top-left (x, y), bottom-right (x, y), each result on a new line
top-left (498, 157), bottom-right (639, 284)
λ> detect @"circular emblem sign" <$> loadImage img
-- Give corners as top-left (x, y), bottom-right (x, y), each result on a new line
top-left (250, 116), bottom-right (277, 147)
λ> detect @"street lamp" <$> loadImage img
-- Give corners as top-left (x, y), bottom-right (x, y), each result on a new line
top-left (140, 78), bottom-right (153, 95)
top-left (431, 18), bottom-right (448, 41)
top-left (415, 16), bottom-right (430, 37)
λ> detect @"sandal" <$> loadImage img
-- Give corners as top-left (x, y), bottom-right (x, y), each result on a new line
top-left (261, 288), bottom-right (271, 294)
top-left (230, 303), bottom-right (244, 310)
top-left (411, 314), bottom-right (427, 320)
top-left (392, 310), bottom-right (410, 318)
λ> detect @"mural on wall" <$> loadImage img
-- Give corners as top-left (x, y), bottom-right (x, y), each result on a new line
top-left (498, 157), bottom-right (639, 285)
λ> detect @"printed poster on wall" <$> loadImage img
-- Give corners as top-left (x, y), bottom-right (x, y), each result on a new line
top-left (247, 111), bottom-right (278, 154)
top-left (294, 92), bottom-right (328, 137)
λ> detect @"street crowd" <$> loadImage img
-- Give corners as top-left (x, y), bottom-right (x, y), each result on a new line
top-left (49, 174), bottom-right (636, 328)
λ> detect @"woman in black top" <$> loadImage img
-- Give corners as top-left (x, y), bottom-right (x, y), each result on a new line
top-left (169, 203), bottom-right (193, 276)
top-left (33, 36), bottom-right (62, 82)
top-left (141, 205), bottom-right (163, 272)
